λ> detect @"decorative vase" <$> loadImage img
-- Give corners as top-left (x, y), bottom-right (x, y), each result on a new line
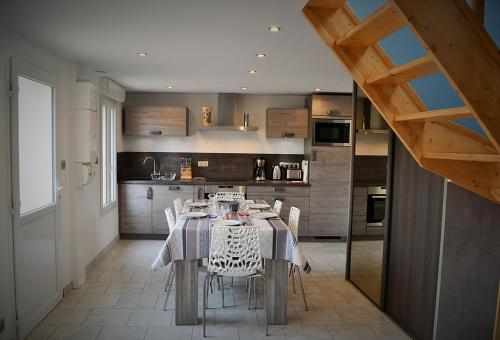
top-left (202, 106), bottom-right (212, 126)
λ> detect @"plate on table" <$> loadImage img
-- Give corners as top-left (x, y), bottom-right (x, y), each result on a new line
top-left (248, 203), bottom-right (270, 209)
top-left (251, 212), bottom-right (278, 219)
top-left (187, 202), bottom-right (208, 207)
top-left (181, 212), bottom-right (208, 219)
top-left (212, 219), bottom-right (241, 226)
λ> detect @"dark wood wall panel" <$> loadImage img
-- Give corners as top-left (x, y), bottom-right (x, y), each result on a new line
top-left (435, 184), bottom-right (500, 340)
top-left (385, 139), bottom-right (444, 340)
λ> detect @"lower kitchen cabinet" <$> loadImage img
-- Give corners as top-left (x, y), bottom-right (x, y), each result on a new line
top-left (151, 184), bottom-right (194, 234)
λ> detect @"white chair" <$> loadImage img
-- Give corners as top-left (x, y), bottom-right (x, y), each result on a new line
top-left (203, 226), bottom-right (268, 337)
top-left (213, 191), bottom-right (246, 200)
top-left (288, 207), bottom-right (308, 310)
top-left (273, 199), bottom-right (283, 216)
top-left (173, 198), bottom-right (183, 220)
top-left (163, 207), bottom-right (177, 311)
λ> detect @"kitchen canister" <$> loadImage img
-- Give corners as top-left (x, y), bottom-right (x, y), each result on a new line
top-left (202, 106), bottom-right (212, 126)
top-left (243, 112), bottom-right (249, 127)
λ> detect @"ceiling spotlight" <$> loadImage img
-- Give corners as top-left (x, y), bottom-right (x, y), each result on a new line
top-left (268, 25), bottom-right (281, 32)
top-left (241, 86), bottom-right (248, 90)
top-left (315, 88), bottom-right (321, 91)
top-left (256, 53), bottom-right (266, 58)
top-left (138, 52), bottom-right (148, 56)
top-left (249, 70), bottom-right (257, 74)
top-left (167, 85), bottom-right (173, 89)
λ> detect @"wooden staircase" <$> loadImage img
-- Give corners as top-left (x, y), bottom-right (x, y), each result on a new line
top-left (302, 0), bottom-right (500, 204)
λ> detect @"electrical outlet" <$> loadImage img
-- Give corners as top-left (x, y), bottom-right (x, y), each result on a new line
top-left (198, 160), bottom-right (209, 167)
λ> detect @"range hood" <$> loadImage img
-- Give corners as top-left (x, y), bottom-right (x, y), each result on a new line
top-left (197, 93), bottom-right (258, 132)
top-left (356, 97), bottom-right (388, 134)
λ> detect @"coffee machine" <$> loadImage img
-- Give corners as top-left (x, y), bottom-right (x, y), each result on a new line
top-left (254, 157), bottom-right (266, 181)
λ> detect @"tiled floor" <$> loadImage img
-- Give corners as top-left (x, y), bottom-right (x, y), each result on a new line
top-left (27, 240), bottom-right (410, 340)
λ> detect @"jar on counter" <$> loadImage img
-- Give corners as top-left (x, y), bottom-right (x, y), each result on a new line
top-left (202, 106), bottom-right (212, 126)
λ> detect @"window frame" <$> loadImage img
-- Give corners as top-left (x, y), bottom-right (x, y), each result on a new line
top-left (100, 97), bottom-right (118, 214)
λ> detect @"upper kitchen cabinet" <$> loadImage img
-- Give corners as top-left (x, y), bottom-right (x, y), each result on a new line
top-left (311, 94), bottom-right (352, 118)
top-left (124, 106), bottom-right (188, 136)
top-left (266, 107), bottom-right (308, 138)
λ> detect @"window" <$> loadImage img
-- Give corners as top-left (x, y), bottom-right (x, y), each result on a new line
top-left (101, 101), bottom-right (117, 209)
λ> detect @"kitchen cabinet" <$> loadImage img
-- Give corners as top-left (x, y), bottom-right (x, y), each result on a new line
top-left (151, 184), bottom-right (194, 234)
top-left (311, 94), bottom-right (352, 118)
top-left (247, 185), bottom-right (310, 236)
top-left (266, 108), bottom-right (308, 138)
top-left (124, 106), bottom-right (188, 136)
top-left (308, 146), bottom-right (351, 236)
top-left (119, 184), bottom-right (152, 234)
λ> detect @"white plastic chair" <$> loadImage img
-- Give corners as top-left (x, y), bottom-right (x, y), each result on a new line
top-left (273, 199), bottom-right (283, 216)
top-left (203, 226), bottom-right (267, 337)
top-left (213, 192), bottom-right (246, 200)
top-left (173, 198), bottom-right (183, 220)
top-left (162, 207), bottom-right (176, 311)
top-left (288, 207), bottom-right (308, 310)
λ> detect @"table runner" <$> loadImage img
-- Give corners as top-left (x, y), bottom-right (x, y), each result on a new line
top-left (152, 200), bottom-right (311, 273)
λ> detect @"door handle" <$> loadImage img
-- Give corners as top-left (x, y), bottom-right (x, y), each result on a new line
top-left (273, 187), bottom-right (285, 192)
top-left (147, 187), bottom-right (153, 199)
top-left (149, 130), bottom-right (162, 135)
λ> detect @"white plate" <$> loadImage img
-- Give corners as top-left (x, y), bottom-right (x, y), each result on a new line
top-left (251, 212), bottom-right (278, 219)
top-left (212, 219), bottom-right (241, 226)
top-left (187, 202), bottom-right (208, 207)
top-left (249, 203), bottom-right (270, 209)
top-left (181, 212), bottom-right (208, 219)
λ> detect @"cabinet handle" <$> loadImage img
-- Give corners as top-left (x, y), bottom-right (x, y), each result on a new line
top-left (273, 187), bottom-right (285, 192)
top-left (326, 110), bottom-right (341, 116)
top-left (168, 186), bottom-right (180, 191)
top-left (282, 132), bottom-right (295, 138)
top-left (149, 130), bottom-right (162, 135)
top-left (312, 150), bottom-right (317, 161)
top-left (147, 187), bottom-right (153, 199)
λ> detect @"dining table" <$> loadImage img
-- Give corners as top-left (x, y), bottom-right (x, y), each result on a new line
top-left (151, 199), bottom-right (311, 325)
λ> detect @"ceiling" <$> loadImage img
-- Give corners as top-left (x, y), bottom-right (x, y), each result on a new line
top-left (0, 0), bottom-right (352, 93)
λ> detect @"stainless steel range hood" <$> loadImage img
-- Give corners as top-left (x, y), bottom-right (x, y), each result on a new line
top-left (197, 93), bottom-right (258, 132)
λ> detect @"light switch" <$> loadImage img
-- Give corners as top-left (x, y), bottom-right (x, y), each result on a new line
top-left (198, 161), bottom-right (209, 167)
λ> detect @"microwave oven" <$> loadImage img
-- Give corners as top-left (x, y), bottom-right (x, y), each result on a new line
top-left (312, 118), bottom-right (352, 146)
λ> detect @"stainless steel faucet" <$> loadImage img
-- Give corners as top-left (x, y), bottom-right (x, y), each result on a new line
top-left (143, 156), bottom-right (160, 178)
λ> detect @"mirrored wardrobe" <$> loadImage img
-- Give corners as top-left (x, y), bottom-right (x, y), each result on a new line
top-left (347, 82), bottom-right (391, 306)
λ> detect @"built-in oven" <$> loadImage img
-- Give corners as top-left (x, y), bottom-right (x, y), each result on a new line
top-left (366, 186), bottom-right (386, 227)
top-left (204, 184), bottom-right (246, 200)
top-left (312, 117), bottom-right (352, 146)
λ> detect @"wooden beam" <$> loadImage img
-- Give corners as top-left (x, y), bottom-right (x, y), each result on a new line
top-left (491, 189), bottom-right (500, 202)
top-left (395, 107), bottom-right (472, 122)
top-left (306, 0), bottom-right (345, 9)
top-left (365, 55), bottom-right (439, 85)
top-left (422, 152), bottom-right (500, 163)
top-left (335, 3), bottom-right (406, 46)
top-left (471, 0), bottom-right (485, 25)
top-left (392, 0), bottom-right (500, 152)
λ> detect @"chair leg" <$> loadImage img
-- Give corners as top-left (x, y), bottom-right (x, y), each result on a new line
top-left (247, 277), bottom-right (252, 310)
top-left (295, 265), bottom-right (308, 311)
top-left (253, 276), bottom-right (257, 309)
top-left (290, 264), bottom-right (296, 293)
top-left (203, 275), bottom-right (209, 337)
top-left (245, 277), bottom-right (249, 292)
top-left (163, 264), bottom-right (175, 311)
top-left (230, 277), bottom-right (234, 287)
top-left (221, 276), bottom-right (225, 308)
top-left (262, 276), bottom-right (268, 336)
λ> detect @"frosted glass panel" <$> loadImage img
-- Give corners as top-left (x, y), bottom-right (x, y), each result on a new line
top-left (18, 76), bottom-right (54, 215)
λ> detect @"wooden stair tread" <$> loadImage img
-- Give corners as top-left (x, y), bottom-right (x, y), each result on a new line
top-left (306, 0), bottom-right (345, 9)
top-left (335, 3), bottom-right (406, 47)
top-left (395, 107), bottom-right (473, 122)
top-left (366, 55), bottom-right (439, 85)
top-left (490, 189), bottom-right (500, 202)
top-left (422, 152), bottom-right (500, 163)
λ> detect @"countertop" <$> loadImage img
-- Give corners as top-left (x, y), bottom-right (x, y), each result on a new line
top-left (119, 178), bottom-right (310, 187)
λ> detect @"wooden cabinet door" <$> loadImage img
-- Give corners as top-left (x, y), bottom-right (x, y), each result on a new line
top-left (311, 95), bottom-right (352, 118)
top-left (152, 185), bottom-right (194, 234)
top-left (119, 184), bottom-right (152, 234)
top-left (266, 108), bottom-right (308, 138)
top-left (125, 106), bottom-right (188, 136)
top-left (308, 147), bottom-right (352, 236)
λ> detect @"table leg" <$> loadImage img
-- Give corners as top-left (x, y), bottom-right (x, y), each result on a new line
top-left (265, 259), bottom-right (288, 325)
top-left (175, 260), bottom-right (198, 325)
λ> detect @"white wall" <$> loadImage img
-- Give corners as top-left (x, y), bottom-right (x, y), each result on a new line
top-left (123, 92), bottom-right (307, 154)
top-left (0, 29), bottom-right (119, 339)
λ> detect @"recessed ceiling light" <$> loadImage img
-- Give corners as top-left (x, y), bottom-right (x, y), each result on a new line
top-left (315, 88), bottom-right (321, 91)
top-left (249, 70), bottom-right (257, 74)
top-left (138, 52), bottom-right (148, 56)
top-left (256, 53), bottom-right (266, 58)
top-left (95, 70), bottom-right (108, 74)
top-left (241, 86), bottom-right (248, 90)
top-left (167, 85), bottom-right (173, 89)
top-left (268, 25), bottom-right (281, 32)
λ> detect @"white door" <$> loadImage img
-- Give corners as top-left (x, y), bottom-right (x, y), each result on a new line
top-left (10, 59), bottom-right (61, 339)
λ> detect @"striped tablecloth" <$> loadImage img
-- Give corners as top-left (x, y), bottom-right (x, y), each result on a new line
top-left (151, 200), bottom-right (311, 273)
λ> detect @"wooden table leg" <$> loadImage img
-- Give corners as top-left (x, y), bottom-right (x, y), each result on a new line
top-left (265, 259), bottom-right (288, 325)
top-left (175, 260), bottom-right (198, 325)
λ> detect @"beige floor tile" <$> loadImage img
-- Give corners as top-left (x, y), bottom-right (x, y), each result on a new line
top-left (85, 270), bottom-right (102, 282)
top-left (326, 324), bottom-right (377, 340)
top-left (315, 280), bottom-right (357, 294)
top-left (26, 326), bottom-right (56, 340)
top-left (143, 281), bottom-right (168, 294)
top-left (106, 282), bottom-right (145, 295)
top-left (42, 309), bottom-right (91, 326)
top-left (116, 294), bottom-right (159, 309)
top-left (47, 326), bottom-right (101, 340)
top-left (130, 271), bottom-right (166, 282)
top-left (55, 293), bottom-right (84, 309)
top-left (192, 325), bottom-right (239, 340)
top-left (213, 308), bottom-right (258, 326)
top-left (155, 293), bottom-right (176, 310)
top-left (75, 294), bottom-right (120, 309)
top-left (307, 293), bottom-right (352, 308)
top-left (98, 271), bottom-right (133, 282)
top-left (335, 306), bottom-right (388, 325)
top-left (96, 326), bottom-right (147, 340)
top-left (284, 325), bottom-right (333, 340)
top-left (296, 307), bottom-right (343, 325)
top-left (369, 323), bottom-right (411, 339)
top-left (72, 282), bottom-right (111, 294)
top-left (127, 309), bottom-right (173, 326)
top-left (144, 326), bottom-right (193, 340)
top-left (83, 309), bottom-right (133, 327)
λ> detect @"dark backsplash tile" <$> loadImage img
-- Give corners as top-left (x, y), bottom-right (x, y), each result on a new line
top-left (118, 152), bottom-right (304, 181)
top-left (353, 155), bottom-right (388, 186)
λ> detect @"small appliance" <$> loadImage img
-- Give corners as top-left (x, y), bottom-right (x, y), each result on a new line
top-left (279, 162), bottom-right (302, 180)
top-left (272, 165), bottom-right (281, 180)
top-left (254, 157), bottom-right (266, 181)
top-left (312, 117), bottom-right (352, 147)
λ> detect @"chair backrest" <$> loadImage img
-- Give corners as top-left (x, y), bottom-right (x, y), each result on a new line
top-left (173, 198), bottom-right (183, 219)
top-left (208, 226), bottom-right (262, 277)
top-left (273, 199), bottom-right (283, 216)
top-left (214, 192), bottom-right (245, 200)
top-left (288, 207), bottom-right (300, 240)
top-left (164, 207), bottom-right (176, 231)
